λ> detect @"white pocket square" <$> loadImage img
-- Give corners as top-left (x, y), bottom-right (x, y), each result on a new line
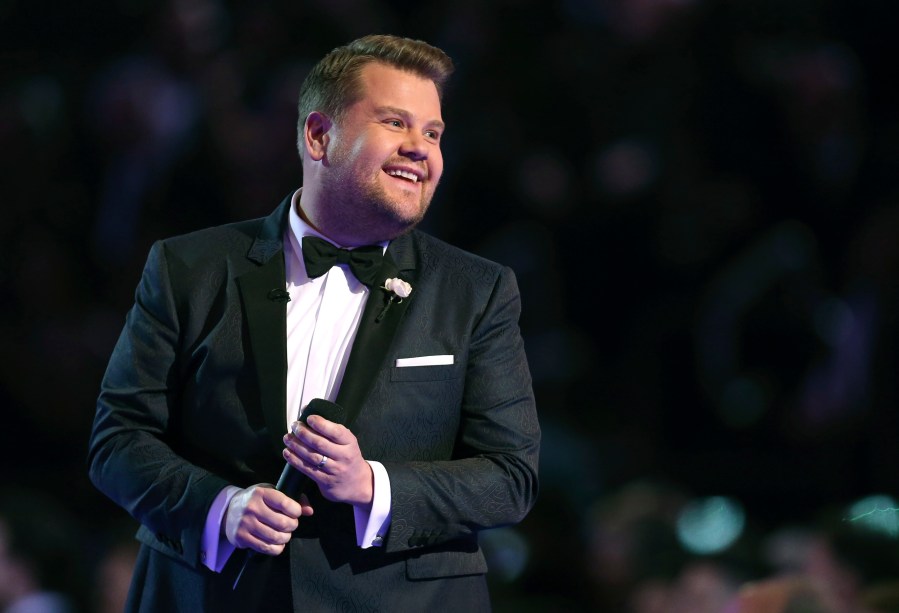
top-left (395, 355), bottom-right (454, 367)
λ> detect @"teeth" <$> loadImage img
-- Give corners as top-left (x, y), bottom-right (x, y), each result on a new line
top-left (386, 169), bottom-right (419, 183)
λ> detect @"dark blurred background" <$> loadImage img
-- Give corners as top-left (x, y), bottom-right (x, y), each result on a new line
top-left (2, 0), bottom-right (899, 611)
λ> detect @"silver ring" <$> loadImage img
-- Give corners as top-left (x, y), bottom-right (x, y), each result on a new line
top-left (317, 455), bottom-right (329, 469)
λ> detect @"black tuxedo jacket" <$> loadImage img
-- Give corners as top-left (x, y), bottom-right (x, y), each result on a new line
top-left (88, 194), bottom-right (540, 612)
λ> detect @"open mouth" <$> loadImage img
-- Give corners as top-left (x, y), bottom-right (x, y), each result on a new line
top-left (384, 168), bottom-right (422, 183)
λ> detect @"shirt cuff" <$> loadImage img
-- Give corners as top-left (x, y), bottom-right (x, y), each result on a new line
top-left (354, 460), bottom-right (391, 548)
top-left (201, 485), bottom-right (241, 572)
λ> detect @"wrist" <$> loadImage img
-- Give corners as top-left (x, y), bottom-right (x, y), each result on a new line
top-left (352, 462), bottom-right (375, 507)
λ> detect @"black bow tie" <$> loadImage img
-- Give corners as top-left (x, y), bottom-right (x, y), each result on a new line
top-left (301, 235), bottom-right (383, 288)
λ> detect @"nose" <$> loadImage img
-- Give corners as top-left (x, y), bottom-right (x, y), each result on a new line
top-left (399, 132), bottom-right (428, 161)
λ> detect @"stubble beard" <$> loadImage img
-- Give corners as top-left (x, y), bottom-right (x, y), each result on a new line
top-left (321, 166), bottom-right (435, 244)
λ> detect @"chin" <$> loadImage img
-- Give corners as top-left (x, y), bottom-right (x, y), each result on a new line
top-left (377, 191), bottom-right (431, 225)
top-left (393, 200), bottom-right (429, 228)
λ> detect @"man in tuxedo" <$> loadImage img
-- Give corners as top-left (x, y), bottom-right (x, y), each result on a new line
top-left (88, 34), bottom-right (540, 612)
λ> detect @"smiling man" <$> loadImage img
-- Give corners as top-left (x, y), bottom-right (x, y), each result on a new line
top-left (88, 35), bottom-right (540, 612)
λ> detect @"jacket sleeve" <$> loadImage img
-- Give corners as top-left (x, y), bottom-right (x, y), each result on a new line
top-left (87, 241), bottom-right (229, 568)
top-left (381, 266), bottom-right (540, 553)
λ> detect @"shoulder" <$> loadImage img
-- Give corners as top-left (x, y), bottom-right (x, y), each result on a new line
top-left (158, 216), bottom-right (268, 263)
top-left (155, 196), bottom-right (291, 267)
top-left (405, 230), bottom-right (508, 281)
top-left (134, 215), bottom-right (275, 296)
top-left (399, 230), bottom-right (520, 310)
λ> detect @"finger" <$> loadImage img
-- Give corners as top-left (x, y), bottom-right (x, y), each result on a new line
top-left (248, 520), bottom-right (295, 547)
top-left (237, 498), bottom-right (299, 537)
top-left (298, 492), bottom-right (315, 516)
top-left (244, 532), bottom-right (288, 556)
top-left (230, 513), bottom-right (289, 554)
top-left (282, 447), bottom-right (330, 492)
top-left (256, 507), bottom-right (300, 535)
top-left (289, 421), bottom-right (333, 453)
top-left (253, 542), bottom-right (286, 557)
top-left (237, 508), bottom-right (299, 555)
top-left (305, 414), bottom-right (351, 443)
top-left (286, 426), bottom-right (324, 456)
top-left (283, 432), bottom-right (335, 469)
top-left (260, 487), bottom-right (304, 519)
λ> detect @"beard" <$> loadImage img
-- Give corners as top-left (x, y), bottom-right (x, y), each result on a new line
top-left (317, 160), bottom-right (436, 244)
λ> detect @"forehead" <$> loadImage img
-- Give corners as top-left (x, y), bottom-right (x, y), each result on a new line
top-left (354, 62), bottom-right (442, 118)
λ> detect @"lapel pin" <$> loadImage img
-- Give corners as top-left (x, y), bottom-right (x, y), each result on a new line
top-left (267, 288), bottom-right (291, 303)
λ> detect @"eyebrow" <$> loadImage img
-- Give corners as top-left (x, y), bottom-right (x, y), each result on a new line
top-left (376, 106), bottom-right (446, 131)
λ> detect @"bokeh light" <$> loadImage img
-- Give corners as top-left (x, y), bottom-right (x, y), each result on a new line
top-left (676, 496), bottom-right (746, 555)
top-left (847, 494), bottom-right (899, 539)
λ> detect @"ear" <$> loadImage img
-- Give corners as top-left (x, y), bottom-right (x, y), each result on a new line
top-left (304, 111), bottom-right (332, 161)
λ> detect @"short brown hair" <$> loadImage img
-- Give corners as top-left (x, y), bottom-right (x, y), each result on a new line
top-left (296, 34), bottom-right (454, 156)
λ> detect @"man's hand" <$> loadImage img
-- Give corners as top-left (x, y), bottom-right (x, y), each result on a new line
top-left (224, 484), bottom-right (313, 555)
top-left (282, 415), bottom-right (374, 507)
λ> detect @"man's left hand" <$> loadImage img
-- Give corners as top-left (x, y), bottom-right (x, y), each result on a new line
top-left (282, 415), bottom-right (374, 508)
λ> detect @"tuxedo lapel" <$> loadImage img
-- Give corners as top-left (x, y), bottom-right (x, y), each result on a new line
top-left (336, 233), bottom-right (417, 426)
top-left (236, 197), bottom-right (292, 454)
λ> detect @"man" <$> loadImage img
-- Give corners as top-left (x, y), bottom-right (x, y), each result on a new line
top-left (88, 34), bottom-right (540, 612)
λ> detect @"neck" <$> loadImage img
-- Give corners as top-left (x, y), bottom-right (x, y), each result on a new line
top-left (296, 195), bottom-right (382, 248)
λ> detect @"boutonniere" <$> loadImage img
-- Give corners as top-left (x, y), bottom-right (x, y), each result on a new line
top-left (376, 277), bottom-right (412, 322)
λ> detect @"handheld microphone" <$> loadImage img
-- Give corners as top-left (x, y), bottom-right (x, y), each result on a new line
top-left (232, 399), bottom-right (347, 591)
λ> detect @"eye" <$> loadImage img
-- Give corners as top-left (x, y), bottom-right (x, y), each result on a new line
top-left (425, 129), bottom-right (441, 141)
top-left (385, 119), bottom-right (403, 128)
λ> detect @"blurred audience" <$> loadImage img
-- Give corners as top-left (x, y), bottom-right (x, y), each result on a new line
top-left (724, 576), bottom-right (841, 613)
top-left (0, 490), bottom-right (83, 613)
top-left (88, 520), bottom-right (139, 613)
top-left (3, 0), bottom-right (898, 609)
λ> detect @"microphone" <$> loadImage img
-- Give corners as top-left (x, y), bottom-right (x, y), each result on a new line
top-left (232, 399), bottom-right (347, 591)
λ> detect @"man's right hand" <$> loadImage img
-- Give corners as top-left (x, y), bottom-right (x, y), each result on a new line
top-left (223, 484), bottom-right (313, 556)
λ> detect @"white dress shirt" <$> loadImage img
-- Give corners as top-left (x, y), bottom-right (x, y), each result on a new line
top-left (200, 190), bottom-right (392, 572)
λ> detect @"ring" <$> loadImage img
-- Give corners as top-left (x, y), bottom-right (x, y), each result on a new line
top-left (317, 455), bottom-right (329, 469)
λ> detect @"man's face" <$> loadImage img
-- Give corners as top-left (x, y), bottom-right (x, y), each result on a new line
top-left (317, 62), bottom-right (445, 244)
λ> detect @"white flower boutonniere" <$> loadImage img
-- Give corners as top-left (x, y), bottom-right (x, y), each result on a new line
top-left (376, 277), bottom-right (413, 322)
top-left (383, 278), bottom-right (412, 299)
